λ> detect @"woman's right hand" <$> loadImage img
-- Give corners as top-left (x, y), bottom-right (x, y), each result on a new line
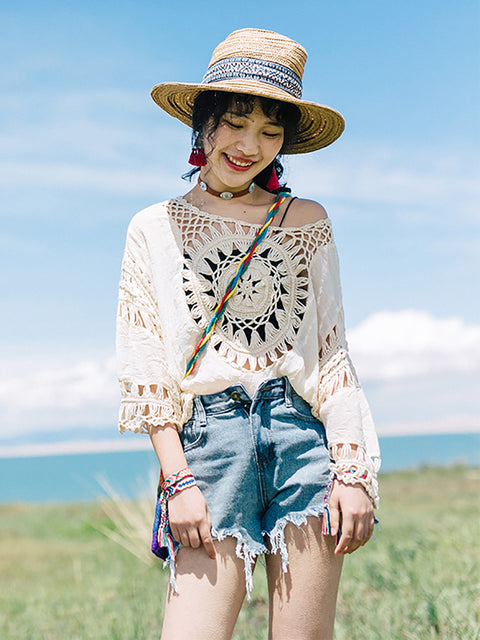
top-left (168, 485), bottom-right (216, 559)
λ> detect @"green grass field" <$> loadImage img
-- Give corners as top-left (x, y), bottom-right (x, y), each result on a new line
top-left (1, 466), bottom-right (478, 639)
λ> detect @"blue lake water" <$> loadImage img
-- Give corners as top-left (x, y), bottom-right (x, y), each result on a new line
top-left (1, 432), bottom-right (479, 504)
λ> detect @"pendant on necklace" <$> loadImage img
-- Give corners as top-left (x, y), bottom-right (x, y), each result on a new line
top-left (199, 179), bottom-right (255, 200)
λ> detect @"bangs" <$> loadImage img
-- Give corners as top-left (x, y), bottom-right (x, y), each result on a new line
top-left (224, 94), bottom-right (298, 129)
top-left (191, 91), bottom-right (300, 144)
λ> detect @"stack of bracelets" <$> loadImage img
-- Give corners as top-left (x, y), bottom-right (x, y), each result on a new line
top-left (151, 467), bottom-right (196, 560)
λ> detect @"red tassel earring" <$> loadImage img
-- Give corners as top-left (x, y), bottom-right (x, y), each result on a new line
top-left (188, 146), bottom-right (207, 167)
top-left (266, 167), bottom-right (280, 192)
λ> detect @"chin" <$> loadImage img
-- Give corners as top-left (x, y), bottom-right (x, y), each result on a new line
top-left (217, 172), bottom-right (255, 190)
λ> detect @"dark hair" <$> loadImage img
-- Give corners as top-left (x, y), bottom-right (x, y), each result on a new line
top-left (183, 91), bottom-right (301, 193)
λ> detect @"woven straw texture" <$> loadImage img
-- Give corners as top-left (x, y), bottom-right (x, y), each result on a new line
top-left (151, 28), bottom-right (344, 154)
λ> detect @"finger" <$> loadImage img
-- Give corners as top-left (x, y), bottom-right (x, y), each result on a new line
top-left (187, 528), bottom-right (201, 549)
top-left (352, 513), bottom-right (372, 552)
top-left (352, 519), bottom-right (366, 550)
top-left (335, 518), bottom-right (355, 555)
top-left (179, 529), bottom-right (191, 548)
top-left (328, 504), bottom-right (341, 538)
top-left (355, 509), bottom-right (374, 547)
top-left (348, 512), bottom-right (373, 552)
top-left (199, 518), bottom-right (216, 559)
top-left (170, 525), bottom-right (181, 544)
top-left (368, 515), bottom-right (375, 539)
top-left (348, 534), bottom-right (363, 554)
top-left (362, 513), bottom-right (375, 545)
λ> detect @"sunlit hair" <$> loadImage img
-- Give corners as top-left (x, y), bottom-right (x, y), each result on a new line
top-left (183, 91), bottom-right (301, 192)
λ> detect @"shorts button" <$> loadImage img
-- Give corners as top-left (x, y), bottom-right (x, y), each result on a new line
top-left (230, 391), bottom-right (241, 401)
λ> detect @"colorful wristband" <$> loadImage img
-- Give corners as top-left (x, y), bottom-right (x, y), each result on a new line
top-left (151, 467), bottom-right (196, 561)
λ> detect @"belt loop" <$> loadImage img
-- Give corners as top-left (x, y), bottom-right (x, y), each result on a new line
top-left (193, 395), bottom-right (207, 426)
top-left (284, 377), bottom-right (293, 408)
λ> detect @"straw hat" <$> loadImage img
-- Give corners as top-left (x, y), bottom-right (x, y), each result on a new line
top-left (151, 28), bottom-right (344, 154)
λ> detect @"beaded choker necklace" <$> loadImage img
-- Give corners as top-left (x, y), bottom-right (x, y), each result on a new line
top-left (198, 177), bottom-right (255, 200)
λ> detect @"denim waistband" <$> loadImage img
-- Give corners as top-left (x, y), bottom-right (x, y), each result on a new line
top-left (196, 377), bottom-right (293, 413)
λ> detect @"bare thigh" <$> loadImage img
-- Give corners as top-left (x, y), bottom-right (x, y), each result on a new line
top-left (265, 517), bottom-right (343, 640)
top-left (160, 538), bottom-right (250, 640)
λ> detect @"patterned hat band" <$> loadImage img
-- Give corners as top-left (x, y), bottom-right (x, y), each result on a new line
top-left (202, 56), bottom-right (303, 99)
top-left (151, 29), bottom-right (345, 153)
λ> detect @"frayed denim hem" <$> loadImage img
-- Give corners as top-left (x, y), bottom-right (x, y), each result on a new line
top-left (212, 526), bottom-right (268, 600)
top-left (163, 556), bottom-right (178, 593)
top-left (163, 527), bottom-right (268, 600)
top-left (163, 510), bottom-right (334, 599)
top-left (264, 506), bottom-right (326, 574)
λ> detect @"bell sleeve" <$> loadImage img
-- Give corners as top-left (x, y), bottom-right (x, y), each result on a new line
top-left (116, 217), bottom-right (183, 434)
top-left (312, 234), bottom-right (381, 508)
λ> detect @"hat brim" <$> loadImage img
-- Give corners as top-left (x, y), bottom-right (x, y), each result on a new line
top-left (151, 80), bottom-right (344, 154)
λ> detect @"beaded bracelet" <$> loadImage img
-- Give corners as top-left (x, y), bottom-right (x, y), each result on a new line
top-left (151, 467), bottom-right (196, 561)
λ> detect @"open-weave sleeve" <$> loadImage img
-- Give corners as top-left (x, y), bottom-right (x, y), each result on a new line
top-left (312, 238), bottom-right (381, 507)
top-left (116, 218), bottom-right (183, 434)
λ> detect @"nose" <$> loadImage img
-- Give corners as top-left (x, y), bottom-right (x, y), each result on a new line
top-left (236, 130), bottom-right (260, 156)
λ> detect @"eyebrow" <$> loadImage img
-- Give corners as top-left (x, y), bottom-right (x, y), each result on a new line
top-left (225, 111), bottom-right (283, 127)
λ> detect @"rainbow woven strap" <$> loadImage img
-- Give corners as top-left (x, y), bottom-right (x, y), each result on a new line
top-left (151, 467), bottom-right (196, 561)
top-left (185, 191), bottom-right (289, 377)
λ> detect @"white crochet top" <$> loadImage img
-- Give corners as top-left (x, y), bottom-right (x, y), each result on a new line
top-left (116, 197), bottom-right (381, 507)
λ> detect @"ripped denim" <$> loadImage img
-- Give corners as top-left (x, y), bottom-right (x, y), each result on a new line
top-left (166, 376), bottom-right (331, 598)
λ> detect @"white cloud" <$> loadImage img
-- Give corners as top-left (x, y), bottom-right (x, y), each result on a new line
top-left (1, 310), bottom-right (479, 442)
top-left (0, 88), bottom-right (190, 201)
top-left (0, 438), bottom-right (151, 459)
top-left (0, 356), bottom-right (119, 437)
top-left (347, 309), bottom-right (480, 380)
top-left (375, 414), bottom-right (480, 437)
top-left (2, 85), bottom-right (478, 222)
top-left (0, 161), bottom-right (184, 196)
top-left (3, 143), bottom-right (477, 215)
top-left (289, 144), bottom-right (479, 219)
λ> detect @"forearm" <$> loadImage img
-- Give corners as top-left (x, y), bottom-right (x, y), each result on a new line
top-left (149, 422), bottom-right (216, 558)
top-left (149, 423), bottom-right (188, 478)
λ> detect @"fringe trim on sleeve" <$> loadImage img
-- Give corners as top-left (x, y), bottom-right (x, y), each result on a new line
top-left (328, 443), bottom-right (380, 509)
top-left (118, 381), bottom-right (183, 433)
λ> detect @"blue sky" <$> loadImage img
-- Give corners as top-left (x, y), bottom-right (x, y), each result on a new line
top-left (1, 0), bottom-right (479, 454)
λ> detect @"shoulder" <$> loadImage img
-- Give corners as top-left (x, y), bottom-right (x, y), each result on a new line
top-left (281, 197), bottom-right (328, 227)
top-left (126, 200), bottom-right (178, 243)
top-left (125, 200), bottom-right (176, 253)
top-left (128, 200), bottom-right (170, 230)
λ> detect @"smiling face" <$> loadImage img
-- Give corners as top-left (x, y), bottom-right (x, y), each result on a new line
top-left (201, 99), bottom-right (285, 193)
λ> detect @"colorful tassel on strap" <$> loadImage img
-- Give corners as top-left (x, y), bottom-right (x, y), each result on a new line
top-left (321, 472), bottom-right (336, 535)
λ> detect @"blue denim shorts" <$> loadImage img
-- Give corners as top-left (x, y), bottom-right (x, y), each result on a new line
top-left (175, 376), bottom-right (331, 596)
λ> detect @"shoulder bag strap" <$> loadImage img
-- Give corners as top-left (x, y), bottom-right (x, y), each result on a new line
top-left (185, 191), bottom-right (290, 377)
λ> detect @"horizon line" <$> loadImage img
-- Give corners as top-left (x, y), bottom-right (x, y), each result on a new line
top-left (1, 426), bottom-right (479, 459)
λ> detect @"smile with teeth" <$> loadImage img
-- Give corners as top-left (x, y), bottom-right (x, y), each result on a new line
top-left (225, 153), bottom-right (255, 168)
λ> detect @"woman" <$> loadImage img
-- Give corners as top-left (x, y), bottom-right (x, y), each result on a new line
top-left (117, 28), bottom-right (380, 640)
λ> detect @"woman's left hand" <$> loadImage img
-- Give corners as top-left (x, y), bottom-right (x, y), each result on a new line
top-left (327, 479), bottom-right (374, 555)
